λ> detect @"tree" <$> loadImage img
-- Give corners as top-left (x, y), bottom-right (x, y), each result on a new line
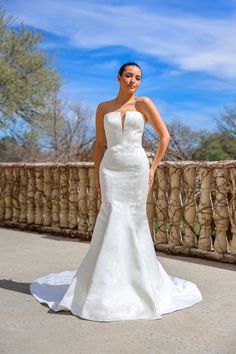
top-left (192, 133), bottom-right (236, 161)
top-left (0, 6), bottom-right (61, 132)
top-left (214, 103), bottom-right (236, 139)
top-left (30, 95), bottom-right (94, 162)
top-left (0, 131), bottom-right (41, 161)
top-left (143, 119), bottom-right (204, 161)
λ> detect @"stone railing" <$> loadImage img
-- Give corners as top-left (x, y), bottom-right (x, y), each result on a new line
top-left (0, 159), bottom-right (235, 264)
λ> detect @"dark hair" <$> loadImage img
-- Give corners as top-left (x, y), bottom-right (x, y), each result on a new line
top-left (118, 62), bottom-right (142, 76)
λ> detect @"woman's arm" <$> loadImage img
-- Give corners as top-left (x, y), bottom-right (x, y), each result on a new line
top-left (93, 103), bottom-right (107, 198)
top-left (142, 96), bottom-right (170, 171)
top-left (141, 96), bottom-right (171, 190)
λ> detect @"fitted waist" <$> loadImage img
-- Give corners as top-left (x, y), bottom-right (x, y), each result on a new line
top-left (101, 145), bottom-right (149, 172)
top-left (106, 143), bottom-right (144, 151)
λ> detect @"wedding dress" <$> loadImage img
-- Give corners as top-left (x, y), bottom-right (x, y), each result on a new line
top-left (30, 110), bottom-right (203, 322)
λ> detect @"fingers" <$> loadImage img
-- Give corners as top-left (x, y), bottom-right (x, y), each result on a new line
top-left (96, 184), bottom-right (102, 201)
top-left (148, 176), bottom-right (154, 191)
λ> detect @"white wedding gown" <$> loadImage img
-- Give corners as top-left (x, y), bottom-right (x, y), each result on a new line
top-left (30, 110), bottom-right (203, 322)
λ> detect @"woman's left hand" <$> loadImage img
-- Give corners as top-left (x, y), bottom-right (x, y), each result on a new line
top-left (149, 168), bottom-right (155, 191)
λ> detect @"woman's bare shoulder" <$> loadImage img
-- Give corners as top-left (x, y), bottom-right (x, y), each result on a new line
top-left (135, 96), bottom-right (154, 120)
top-left (96, 100), bottom-right (115, 114)
top-left (136, 96), bottom-right (153, 104)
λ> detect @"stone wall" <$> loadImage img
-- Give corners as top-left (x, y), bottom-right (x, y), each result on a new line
top-left (0, 158), bottom-right (235, 264)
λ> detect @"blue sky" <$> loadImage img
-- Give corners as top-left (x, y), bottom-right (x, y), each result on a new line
top-left (2, 0), bottom-right (236, 133)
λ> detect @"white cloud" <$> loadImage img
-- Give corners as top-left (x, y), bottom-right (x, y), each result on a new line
top-left (4, 0), bottom-right (236, 78)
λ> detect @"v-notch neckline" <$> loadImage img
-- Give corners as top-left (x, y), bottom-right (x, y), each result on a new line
top-left (120, 111), bottom-right (128, 133)
top-left (105, 110), bottom-right (141, 133)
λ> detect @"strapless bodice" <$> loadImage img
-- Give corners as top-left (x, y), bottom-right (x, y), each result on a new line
top-left (104, 111), bottom-right (145, 150)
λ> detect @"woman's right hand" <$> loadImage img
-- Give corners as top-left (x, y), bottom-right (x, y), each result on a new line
top-left (95, 177), bottom-right (102, 201)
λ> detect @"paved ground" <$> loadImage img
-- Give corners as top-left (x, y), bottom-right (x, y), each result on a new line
top-left (0, 227), bottom-right (235, 354)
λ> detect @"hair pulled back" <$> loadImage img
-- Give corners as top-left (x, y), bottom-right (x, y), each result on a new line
top-left (118, 62), bottom-right (142, 76)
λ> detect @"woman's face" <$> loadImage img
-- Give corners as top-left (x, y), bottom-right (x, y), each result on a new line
top-left (118, 65), bottom-right (142, 92)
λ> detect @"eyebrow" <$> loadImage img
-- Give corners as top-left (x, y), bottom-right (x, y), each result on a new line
top-left (126, 72), bottom-right (141, 77)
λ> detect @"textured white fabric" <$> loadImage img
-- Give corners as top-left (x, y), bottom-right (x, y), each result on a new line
top-left (30, 111), bottom-right (203, 322)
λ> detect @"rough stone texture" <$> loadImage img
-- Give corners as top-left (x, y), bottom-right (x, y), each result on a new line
top-left (0, 227), bottom-right (235, 354)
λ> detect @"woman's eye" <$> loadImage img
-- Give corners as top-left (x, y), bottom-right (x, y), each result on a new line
top-left (125, 74), bottom-right (141, 80)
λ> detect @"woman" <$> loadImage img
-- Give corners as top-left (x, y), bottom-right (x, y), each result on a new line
top-left (94, 62), bottom-right (171, 200)
top-left (30, 62), bottom-right (203, 322)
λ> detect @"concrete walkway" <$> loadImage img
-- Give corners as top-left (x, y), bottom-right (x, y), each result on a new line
top-left (0, 227), bottom-right (235, 354)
